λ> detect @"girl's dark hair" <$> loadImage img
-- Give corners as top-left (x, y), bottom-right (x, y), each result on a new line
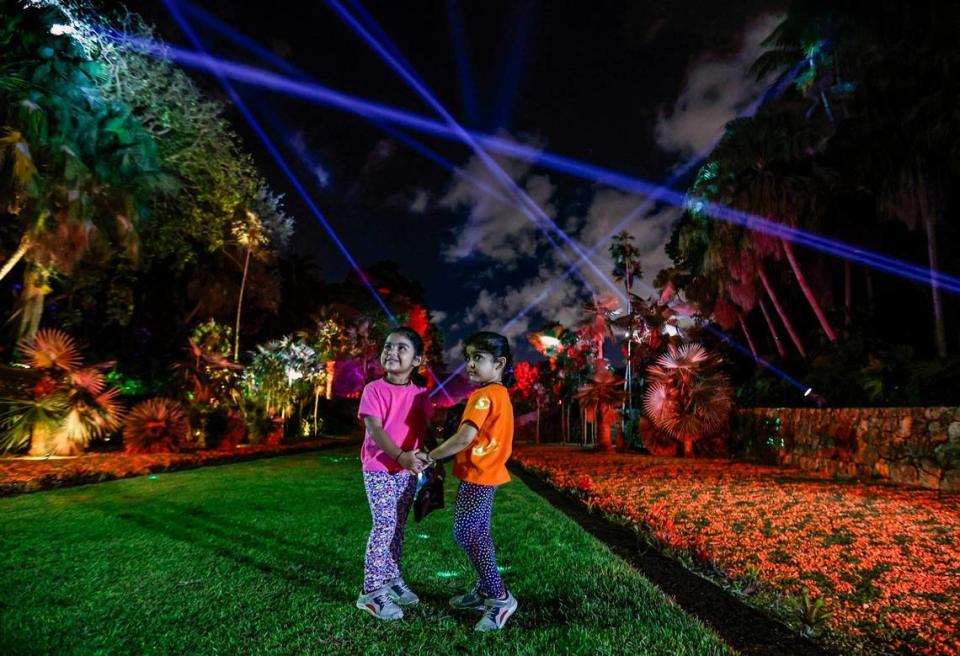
top-left (386, 326), bottom-right (427, 386)
top-left (463, 331), bottom-right (516, 387)
top-left (387, 326), bottom-right (424, 356)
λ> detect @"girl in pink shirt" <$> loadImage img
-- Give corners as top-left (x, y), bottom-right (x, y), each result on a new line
top-left (355, 327), bottom-right (434, 621)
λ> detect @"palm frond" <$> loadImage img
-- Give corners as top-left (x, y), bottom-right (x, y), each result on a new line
top-left (18, 328), bottom-right (83, 371)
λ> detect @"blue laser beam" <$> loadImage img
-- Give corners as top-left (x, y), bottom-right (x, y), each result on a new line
top-left (161, 3), bottom-right (395, 321)
top-left (703, 324), bottom-right (809, 393)
top-left (490, 0), bottom-right (534, 130)
top-left (327, 0), bottom-right (626, 304)
top-left (109, 36), bottom-right (960, 296)
top-left (141, 13), bottom-right (816, 399)
top-left (445, 0), bottom-right (480, 125)
top-left (160, 0), bottom-right (454, 403)
top-left (181, 0), bottom-right (514, 209)
top-left (105, 24), bottom-right (953, 400)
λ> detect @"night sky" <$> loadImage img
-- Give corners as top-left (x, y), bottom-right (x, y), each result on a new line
top-left (112, 0), bottom-right (783, 363)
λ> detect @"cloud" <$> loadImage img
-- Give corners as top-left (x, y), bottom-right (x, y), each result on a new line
top-left (654, 13), bottom-right (783, 158)
top-left (433, 135), bottom-right (686, 363)
top-left (438, 138), bottom-right (555, 267)
top-left (288, 131), bottom-right (332, 188)
top-left (409, 190), bottom-right (429, 213)
top-left (578, 190), bottom-right (682, 292)
top-left (313, 164), bottom-right (331, 189)
top-left (429, 309), bottom-right (447, 324)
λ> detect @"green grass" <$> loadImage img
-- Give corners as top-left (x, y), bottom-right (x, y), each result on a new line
top-left (0, 448), bottom-right (731, 656)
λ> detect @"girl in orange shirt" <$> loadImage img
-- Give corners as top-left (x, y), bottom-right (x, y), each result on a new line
top-left (418, 331), bottom-right (517, 631)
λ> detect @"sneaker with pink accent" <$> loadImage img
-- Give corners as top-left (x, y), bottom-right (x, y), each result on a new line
top-left (474, 592), bottom-right (518, 631)
top-left (356, 587), bottom-right (404, 621)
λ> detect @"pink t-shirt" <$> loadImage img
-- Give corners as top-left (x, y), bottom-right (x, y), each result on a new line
top-left (358, 378), bottom-right (435, 473)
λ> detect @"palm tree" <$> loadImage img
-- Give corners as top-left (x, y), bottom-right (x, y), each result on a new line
top-left (686, 162), bottom-right (810, 357)
top-left (879, 164), bottom-right (948, 357)
top-left (708, 111), bottom-right (838, 344)
top-left (1, 329), bottom-right (123, 455)
top-left (579, 294), bottom-right (619, 363)
top-left (609, 231), bottom-right (642, 440)
top-left (230, 185), bottom-right (293, 360)
top-left (575, 368), bottom-right (623, 452)
top-left (643, 343), bottom-right (732, 457)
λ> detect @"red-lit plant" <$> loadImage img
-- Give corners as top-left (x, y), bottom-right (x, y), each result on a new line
top-left (0, 329), bottom-right (123, 455)
top-left (642, 343), bottom-right (732, 456)
top-left (123, 398), bottom-right (190, 453)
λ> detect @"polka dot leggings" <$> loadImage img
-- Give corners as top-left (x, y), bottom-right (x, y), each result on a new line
top-left (453, 481), bottom-right (506, 599)
top-left (362, 471), bottom-right (416, 593)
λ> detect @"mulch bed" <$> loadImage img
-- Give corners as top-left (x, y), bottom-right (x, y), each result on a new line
top-left (0, 438), bottom-right (358, 497)
top-left (511, 444), bottom-right (960, 655)
top-left (509, 461), bottom-right (831, 656)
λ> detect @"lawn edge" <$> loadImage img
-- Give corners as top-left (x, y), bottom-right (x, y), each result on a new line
top-left (0, 437), bottom-right (361, 498)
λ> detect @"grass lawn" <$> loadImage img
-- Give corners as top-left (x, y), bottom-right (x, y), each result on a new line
top-left (0, 447), bottom-right (730, 656)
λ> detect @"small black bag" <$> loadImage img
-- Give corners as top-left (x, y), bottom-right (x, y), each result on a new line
top-left (413, 462), bottom-right (445, 522)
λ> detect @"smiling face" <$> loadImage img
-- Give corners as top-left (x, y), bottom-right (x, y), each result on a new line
top-left (380, 332), bottom-right (422, 382)
top-left (464, 345), bottom-right (505, 385)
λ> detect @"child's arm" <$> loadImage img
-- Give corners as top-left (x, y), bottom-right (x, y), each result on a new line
top-left (363, 416), bottom-right (423, 472)
top-left (426, 422), bottom-right (479, 461)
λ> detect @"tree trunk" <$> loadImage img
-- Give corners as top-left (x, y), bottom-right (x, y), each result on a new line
top-left (0, 234), bottom-right (31, 282)
top-left (781, 239), bottom-right (836, 342)
top-left (758, 297), bottom-right (786, 357)
top-left (864, 267), bottom-right (876, 318)
top-left (326, 361), bottom-right (336, 399)
top-left (682, 436), bottom-right (694, 457)
top-left (28, 424), bottom-right (52, 457)
top-left (597, 403), bottom-right (614, 452)
top-left (925, 216), bottom-right (948, 358)
top-left (17, 264), bottom-right (49, 343)
top-left (233, 247), bottom-right (252, 361)
top-left (535, 398), bottom-right (541, 444)
top-left (737, 311), bottom-right (758, 357)
top-left (844, 260), bottom-right (852, 328)
top-left (758, 265), bottom-right (806, 357)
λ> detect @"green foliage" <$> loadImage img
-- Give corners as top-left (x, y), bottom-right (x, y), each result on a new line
top-left (786, 588), bottom-right (834, 638)
top-left (241, 336), bottom-right (324, 416)
top-left (191, 319), bottom-right (234, 358)
top-left (609, 231), bottom-right (641, 289)
top-left (0, 392), bottom-right (68, 453)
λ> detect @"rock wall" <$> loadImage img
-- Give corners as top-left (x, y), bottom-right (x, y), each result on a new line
top-left (734, 407), bottom-right (960, 492)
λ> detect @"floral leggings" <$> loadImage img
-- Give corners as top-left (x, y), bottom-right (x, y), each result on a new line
top-left (362, 471), bottom-right (416, 593)
top-left (454, 481), bottom-right (506, 599)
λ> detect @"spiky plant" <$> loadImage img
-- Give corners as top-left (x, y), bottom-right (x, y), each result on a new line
top-left (3, 330), bottom-right (124, 455)
top-left (643, 343), bottom-right (732, 456)
top-left (123, 398), bottom-right (189, 454)
top-left (18, 328), bottom-right (82, 372)
top-left (0, 392), bottom-right (69, 455)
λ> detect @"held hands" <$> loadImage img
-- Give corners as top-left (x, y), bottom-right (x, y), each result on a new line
top-left (396, 450), bottom-right (425, 474)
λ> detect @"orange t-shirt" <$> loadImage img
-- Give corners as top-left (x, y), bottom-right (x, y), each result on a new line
top-left (453, 383), bottom-right (514, 486)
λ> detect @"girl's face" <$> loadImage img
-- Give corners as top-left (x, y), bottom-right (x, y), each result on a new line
top-left (381, 333), bottom-right (422, 379)
top-left (465, 345), bottom-right (505, 385)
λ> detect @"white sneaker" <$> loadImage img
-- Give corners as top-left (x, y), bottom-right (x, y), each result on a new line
top-left (474, 592), bottom-right (518, 631)
top-left (385, 578), bottom-right (419, 606)
top-left (449, 589), bottom-right (486, 612)
top-left (356, 587), bottom-right (404, 621)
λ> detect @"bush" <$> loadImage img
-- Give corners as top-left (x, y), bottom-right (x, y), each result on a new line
top-left (123, 398), bottom-right (189, 453)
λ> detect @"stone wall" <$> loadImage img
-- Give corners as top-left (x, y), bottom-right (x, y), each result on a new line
top-left (734, 406), bottom-right (960, 492)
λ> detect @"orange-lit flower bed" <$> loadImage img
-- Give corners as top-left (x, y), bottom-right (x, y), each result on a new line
top-left (0, 439), bottom-right (347, 497)
top-left (514, 445), bottom-right (960, 655)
